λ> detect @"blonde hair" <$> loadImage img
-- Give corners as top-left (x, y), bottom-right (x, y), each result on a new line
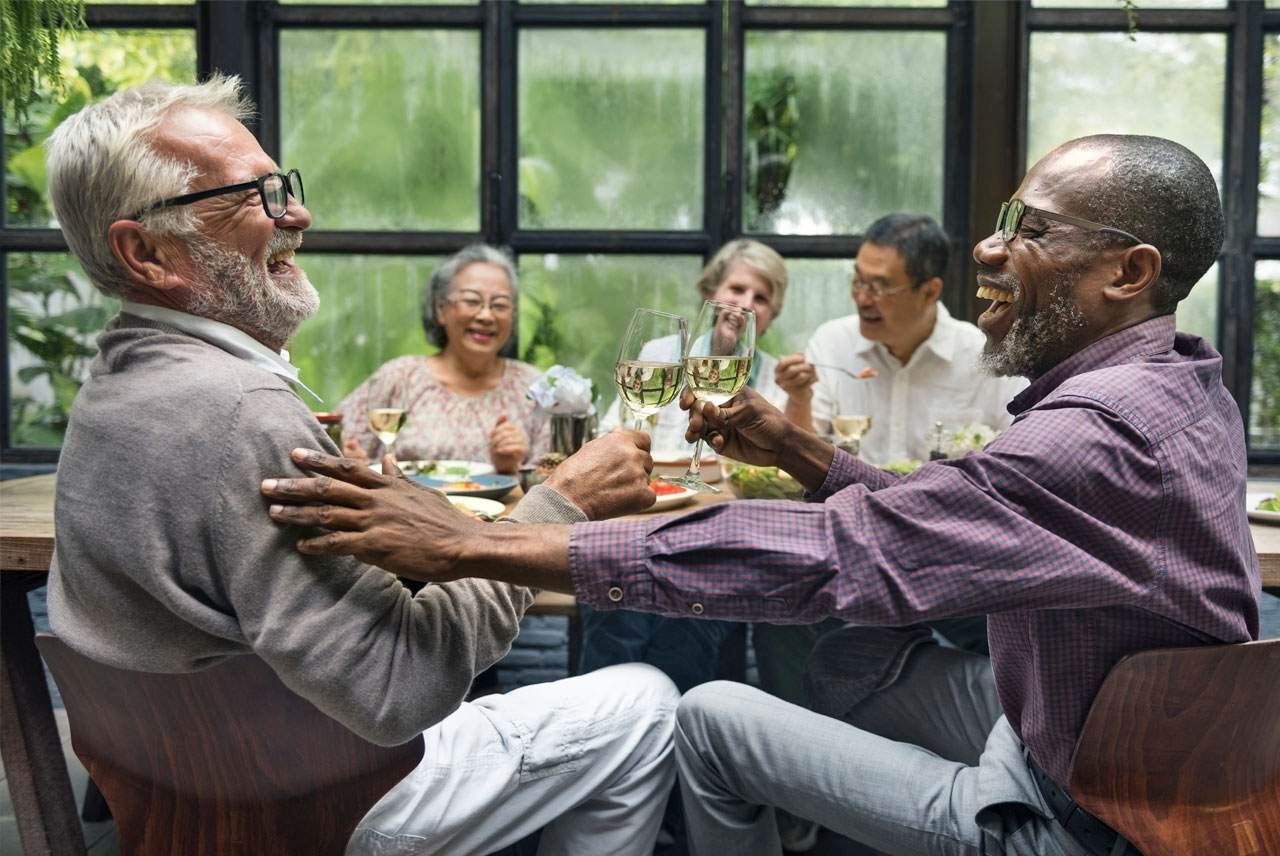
top-left (695, 239), bottom-right (789, 317)
top-left (45, 74), bottom-right (254, 299)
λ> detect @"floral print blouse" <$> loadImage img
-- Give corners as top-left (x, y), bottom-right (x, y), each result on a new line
top-left (338, 355), bottom-right (550, 466)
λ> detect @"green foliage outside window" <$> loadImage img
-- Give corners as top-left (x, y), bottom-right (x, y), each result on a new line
top-left (5, 30), bottom-right (195, 446)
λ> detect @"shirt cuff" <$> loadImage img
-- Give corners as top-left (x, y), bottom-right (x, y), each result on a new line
top-left (502, 483), bottom-right (589, 525)
top-left (567, 517), bottom-right (654, 610)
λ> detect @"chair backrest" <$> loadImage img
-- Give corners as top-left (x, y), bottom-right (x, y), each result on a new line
top-left (1067, 638), bottom-right (1280, 856)
top-left (35, 633), bottom-right (424, 856)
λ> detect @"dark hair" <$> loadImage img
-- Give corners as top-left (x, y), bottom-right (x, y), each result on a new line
top-left (420, 244), bottom-right (519, 349)
top-left (1066, 135), bottom-right (1225, 315)
top-left (859, 213), bottom-right (950, 287)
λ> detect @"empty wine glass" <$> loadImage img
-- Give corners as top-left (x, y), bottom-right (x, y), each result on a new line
top-left (614, 309), bottom-right (688, 431)
top-left (661, 300), bottom-right (755, 494)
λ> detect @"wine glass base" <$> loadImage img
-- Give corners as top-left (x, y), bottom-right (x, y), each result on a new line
top-left (658, 473), bottom-right (721, 494)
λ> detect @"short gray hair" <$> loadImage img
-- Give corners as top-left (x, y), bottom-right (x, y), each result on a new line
top-left (44, 74), bottom-right (254, 299)
top-left (421, 244), bottom-right (520, 348)
top-left (696, 239), bottom-right (789, 317)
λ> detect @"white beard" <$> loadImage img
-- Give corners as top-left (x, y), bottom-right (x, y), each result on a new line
top-left (185, 230), bottom-right (319, 347)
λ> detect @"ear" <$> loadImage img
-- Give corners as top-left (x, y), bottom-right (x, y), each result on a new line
top-left (918, 275), bottom-right (944, 304)
top-left (107, 220), bottom-right (182, 292)
top-left (1105, 244), bottom-right (1162, 303)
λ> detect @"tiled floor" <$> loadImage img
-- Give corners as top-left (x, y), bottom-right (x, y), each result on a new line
top-left (0, 708), bottom-right (119, 856)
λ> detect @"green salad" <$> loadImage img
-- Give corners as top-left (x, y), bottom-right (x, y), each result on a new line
top-left (722, 461), bottom-right (806, 500)
top-left (1259, 491), bottom-right (1280, 513)
top-left (881, 459), bottom-right (923, 475)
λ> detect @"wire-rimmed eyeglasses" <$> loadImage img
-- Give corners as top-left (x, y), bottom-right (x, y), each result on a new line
top-left (996, 198), bottom-right (1144, 246)
top-left (131, 169), bottom-right (304, 222)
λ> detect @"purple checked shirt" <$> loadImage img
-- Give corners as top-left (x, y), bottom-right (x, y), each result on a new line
top-left (568, 314), bottom-right (1260, 786)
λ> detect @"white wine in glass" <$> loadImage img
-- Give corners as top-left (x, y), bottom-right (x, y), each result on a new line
top-left (832, 414), bottom-right (872, 455)
top-left (367, 374), bottom-right (408, 463)
top-left (662, 299), bottom-right (755, 494)
top-left (614, 309), bottom-right (688, 431)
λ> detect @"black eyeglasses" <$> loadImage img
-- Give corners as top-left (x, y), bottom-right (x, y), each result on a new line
top-left (131, 169), bottom-right (304, 221)
top-left (996, 199), bottom-right (1144, 246)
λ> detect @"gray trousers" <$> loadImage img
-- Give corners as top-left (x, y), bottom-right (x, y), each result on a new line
top-left (673, 638), bottom-right (1095, 856)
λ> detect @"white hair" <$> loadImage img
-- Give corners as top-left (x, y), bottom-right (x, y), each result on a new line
top-left (44, 74), bottom-right (255, 299)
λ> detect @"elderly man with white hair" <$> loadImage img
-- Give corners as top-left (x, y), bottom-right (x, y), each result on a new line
top-left (44, 74), bottom-right (678, 856)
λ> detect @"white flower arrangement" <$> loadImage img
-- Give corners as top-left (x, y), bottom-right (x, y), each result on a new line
top-left (527, 365), bottom-right (596, 416)
top-left (948, 422), bottom-right (999, 454)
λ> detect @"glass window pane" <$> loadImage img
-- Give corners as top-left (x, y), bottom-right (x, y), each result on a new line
top-left (1259, 35), bottom-right (1280, 235)
top-left (762, 258), bottom-right (855, 357)
top-left (1027, 32), bottom-right (1225, 185)
top-left (281, 31), bottom-right (480, 232)
top-left (5, 29), bottom-right (197, 228)
top-left (518, 30), bottom-right (705, 230)
top-left (1251, 261), bottom-right (1280, 451)
top-left (7, 253), bottom-right (119, 448)
top-left (743, 30), bottom-right (946, 234)
top-left (517, 254), bottom-right (704, 400)
top-left (750, 0), bottom-right (945, 6)
top-left (289, 255), bottom-right (440, 407)
top-left (1033, 0), bottom-right (1223, 7)
top-left (1173, 263), bottom-right (1219, 347)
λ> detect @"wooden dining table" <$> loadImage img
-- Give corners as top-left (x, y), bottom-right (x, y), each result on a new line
top-left (3, 471), bottom-right (1279, 855)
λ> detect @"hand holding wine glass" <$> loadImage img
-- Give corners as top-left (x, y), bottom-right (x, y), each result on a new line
top-left (662, 299), bottom-right (755, 494)
top-left (614, 309), bottom-right (688, 431)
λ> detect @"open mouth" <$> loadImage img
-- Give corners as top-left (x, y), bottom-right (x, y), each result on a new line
top-left (266, 249), bottom-right (295, 276)
top-left (977, 284), bottom-right (1016, 321)
top-left (466, 328), bottom-right (496, 343)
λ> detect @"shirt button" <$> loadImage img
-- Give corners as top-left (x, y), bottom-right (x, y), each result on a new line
top-left (607, 586), bottom-right (624, 602)
top-left (691, 603), bottom-right (704, 615)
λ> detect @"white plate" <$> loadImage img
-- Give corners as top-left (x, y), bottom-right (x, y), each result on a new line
top-left (448, 496), bottom-right (507, 518)
top-left (651, 457), bottom-right (721, 483)
top-left (643, 483), bottom-right (698, 513)
top-left (367, 460), bottom-right (496, 477)
top-left (1246, 492), bottom-right (1280, 525)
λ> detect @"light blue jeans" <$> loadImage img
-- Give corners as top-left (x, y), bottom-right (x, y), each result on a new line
top-left (348, 662), bottom-right (678, 856)
top-left (674, 643), bottom-right (1094, 856)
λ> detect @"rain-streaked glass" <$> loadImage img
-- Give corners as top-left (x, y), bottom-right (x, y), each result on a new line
top-left (763, 258), bottom-right (857, 356)
top-left (750, 0), bottom-right (944, 5)
top-left (1259, 35), bottom-right (1280, 235)
top-left (743, 30), bottom-right (946, 234)
top-left (1033, 0), bottom-right (1223, 6)
top-left (289, 255), bottom-right (442, 407)
top-left (1027, 32), bottom-right (1224, 184)
top-left (1250, 261), bottom-right (1280, 451)
top-left (517, 255), bottom-right (704, 399)
top-left (5, 29), bottom-right (196, 228)
top-left (7, 253), bottom-right (119, 447)
top-left (518, 29), bottom-right (705, 230)
top-left (281, 30), bottom-right (480, 231)
top-left (1173, 263), bottom-right (1218, 348)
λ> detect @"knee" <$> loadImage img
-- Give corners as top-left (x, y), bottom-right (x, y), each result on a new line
top-left (605, 661), bottom-right (680, 714)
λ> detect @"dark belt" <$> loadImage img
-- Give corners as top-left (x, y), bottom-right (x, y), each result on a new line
top-left (1025, 750), bottom-right (1143, 856)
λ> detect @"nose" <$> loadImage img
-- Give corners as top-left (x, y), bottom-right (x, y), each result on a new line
top-left (973, 232), bottom-right (1008, 266)
top-left (278, 197), bottom-right (312, 231)
top-left (851, 286), bottom-right (875, 308)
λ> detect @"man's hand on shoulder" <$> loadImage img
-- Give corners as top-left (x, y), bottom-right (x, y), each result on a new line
top-left (261, 450), bottom-right (484, 582)
top-left (543, 430), bottom-right (656, 520)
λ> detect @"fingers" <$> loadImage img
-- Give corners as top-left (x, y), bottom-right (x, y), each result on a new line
top-left (267, 499), bottom-right (367, 529)
top-left (295, 531), bottom-right (364, 556)
top-left (289, 448), bottom-right (388, 485)
top-left (380, 453), bottom-right (404, 478)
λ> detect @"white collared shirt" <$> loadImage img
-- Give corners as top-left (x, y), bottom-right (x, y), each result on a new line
top-left (805, 303), bottom-right (1028, 464)
top-left (119, 300), bottom-right (322, 403)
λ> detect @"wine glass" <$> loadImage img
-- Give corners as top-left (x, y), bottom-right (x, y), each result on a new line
top-left (614, 309), bottom-right (688, 431)
top-left (832, 414), bottom-right (872, 456)
top-left (366, 375), bottom-right (408, 467)
top-left (661, 299), bottom-right (755, 494)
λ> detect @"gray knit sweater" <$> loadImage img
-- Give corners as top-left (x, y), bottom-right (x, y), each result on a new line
top-left (48, 315), bottom-right (584, 746)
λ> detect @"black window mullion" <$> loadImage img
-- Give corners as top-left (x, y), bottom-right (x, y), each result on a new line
top-left (704, 0), bottom-right (725, 258)
top-left (481, 0), bottom-right (502, 245)
top-left (723, 0), bottom-right (743, 246)
top-left (497, 0), bottom-right (519, 250)
top-left (942, 0), bottom-right (975, 319)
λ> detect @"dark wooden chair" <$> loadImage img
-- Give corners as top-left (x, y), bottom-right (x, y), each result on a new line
top-left (1067, 638), bottom-right (1280, 856)
top-left (35, 633), bottom-right (424, 856)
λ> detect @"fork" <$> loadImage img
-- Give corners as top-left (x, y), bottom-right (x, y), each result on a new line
top-left (808, 361), bottom-right (876, 381)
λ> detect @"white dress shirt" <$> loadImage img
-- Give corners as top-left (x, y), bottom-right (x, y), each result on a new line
top-left (805, 303), bottom-right (1027, 465)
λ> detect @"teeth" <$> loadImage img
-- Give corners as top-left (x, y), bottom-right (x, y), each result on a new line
top-left (976, 285), bottom-right (1014, 302)
top-left (267, 251), bottom-right (294, 266)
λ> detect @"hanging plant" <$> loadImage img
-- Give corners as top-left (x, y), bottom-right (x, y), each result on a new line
top-left (1, 0), bottom-right (86, 123)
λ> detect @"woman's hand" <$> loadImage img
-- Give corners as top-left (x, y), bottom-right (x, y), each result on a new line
top-left (342, 437), bottom-right (370, 465)
top-left (489, 413), bottom-right (527, 474)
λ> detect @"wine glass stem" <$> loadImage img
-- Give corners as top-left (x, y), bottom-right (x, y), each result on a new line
top-left (685, 439), bottom-right (705, 478)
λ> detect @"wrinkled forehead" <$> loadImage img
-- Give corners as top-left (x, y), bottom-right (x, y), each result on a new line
top-left (1017, 143), bottom-right (1113, 211)
top-left (149, 107), bottom-right (275, 184)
